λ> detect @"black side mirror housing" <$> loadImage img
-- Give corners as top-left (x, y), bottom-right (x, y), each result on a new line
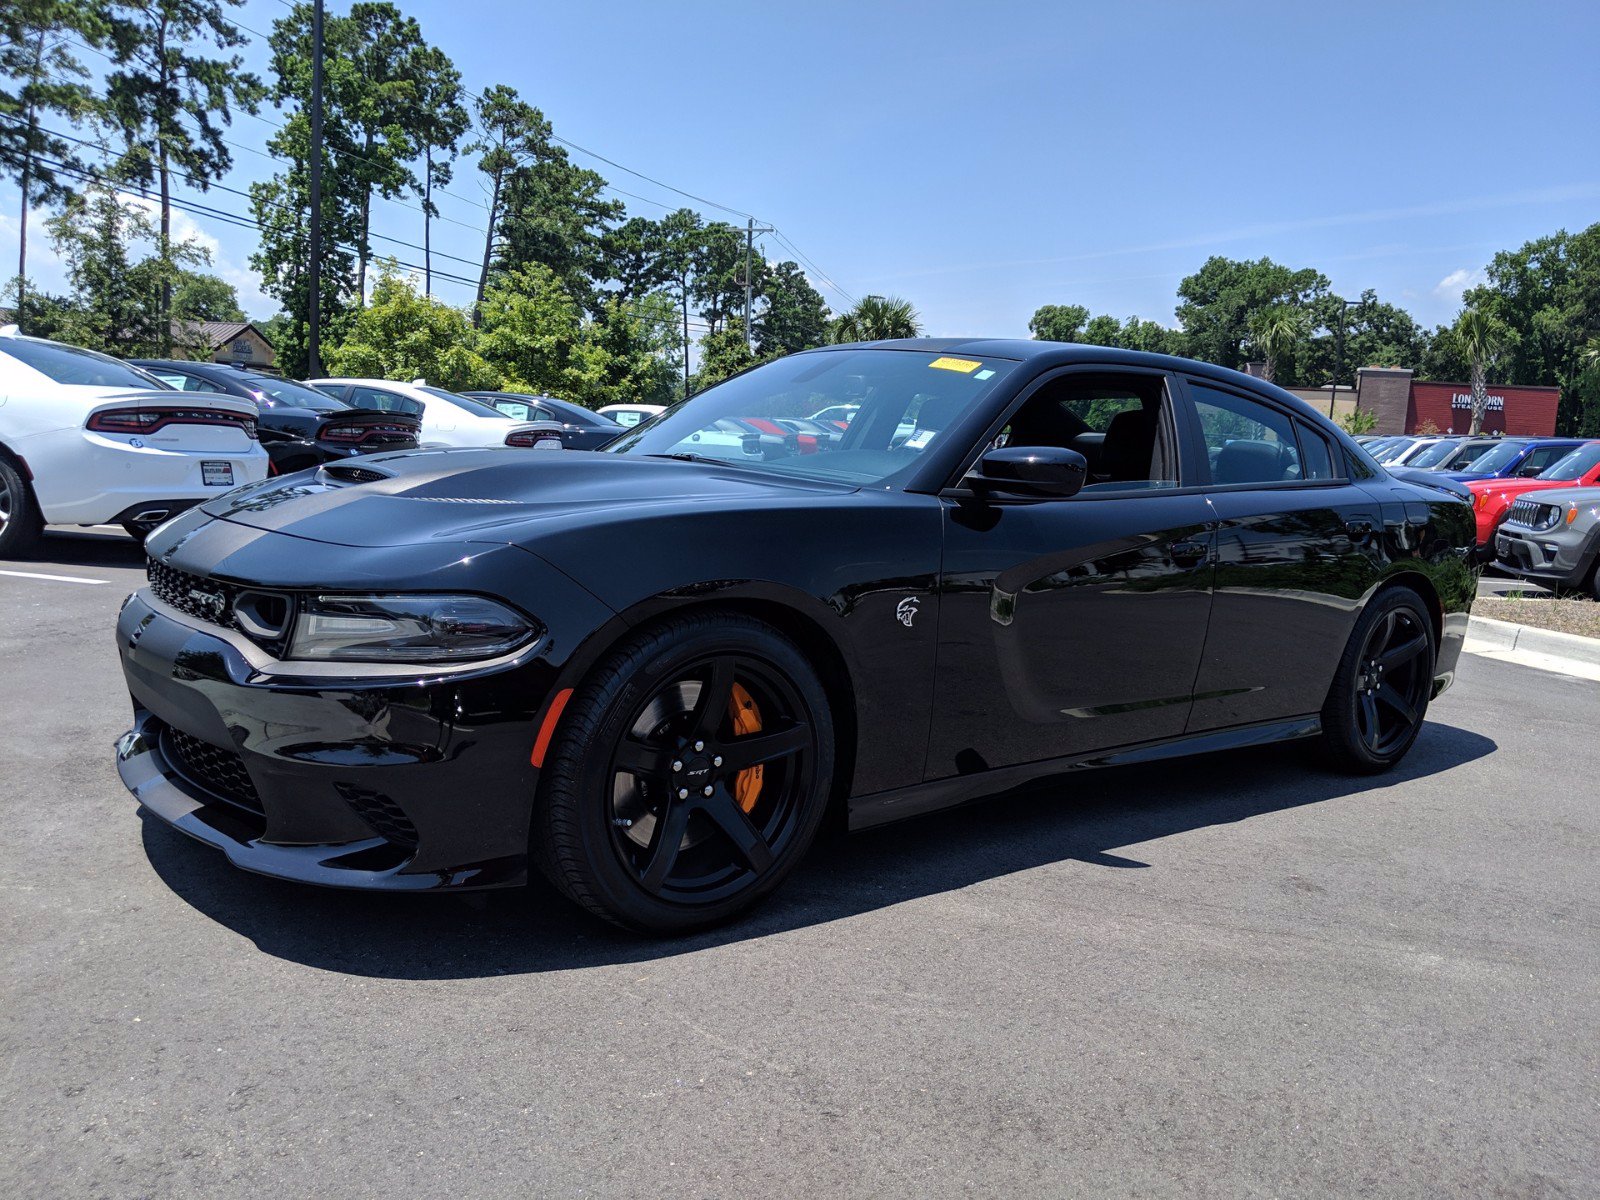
top-left (971, 445), bottom-right (1088, 499)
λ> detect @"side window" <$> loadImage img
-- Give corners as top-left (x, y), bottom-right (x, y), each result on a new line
top-left (1516, 445), bottom-right (1565, 477)
top-left (1190, 384), bottom-right (1299, 485)
top-left (1294, 422), bottom-right (1336, 480)
top-left (348, 386), bottom-right (406, 413)
top-left (998, 373), bottom-right (1179, 491)
top-left (532, 406), bottom-right (553, 422)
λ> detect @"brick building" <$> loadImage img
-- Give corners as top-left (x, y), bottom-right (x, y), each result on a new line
top-left (1351, 368), bottom-right (1558, 436)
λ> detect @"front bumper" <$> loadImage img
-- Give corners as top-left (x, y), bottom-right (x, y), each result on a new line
top-left (1495, 525), bottom-right (1596, 589)
top-left (115, 591), bottom-right (555, 891)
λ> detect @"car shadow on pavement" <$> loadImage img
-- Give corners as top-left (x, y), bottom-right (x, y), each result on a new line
top-left (35, 529), bottom-right (146, 568)
top-left (139, 720), bottom-right (1496, 979)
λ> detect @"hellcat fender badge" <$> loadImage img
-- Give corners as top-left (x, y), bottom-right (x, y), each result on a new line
top-left (896, 596), bottom-right (920, 627)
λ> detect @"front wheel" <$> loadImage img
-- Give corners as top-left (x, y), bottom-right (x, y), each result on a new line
top-left (1320, 588), bottom-right (1436, 773)
top-left (0, 457), bottom-right (43, 559)
top-left (533, 612), bottom-right (834, 934)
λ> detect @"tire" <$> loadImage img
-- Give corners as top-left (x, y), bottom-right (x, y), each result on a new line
top-left (121, 522), bottom-right (151, 546)
top-left (533, 611), bottom-right (834, 934)
top-left (1320, 587), bottom-right (1436, 774)
top-left (0, 456), bottom-right (43, 559)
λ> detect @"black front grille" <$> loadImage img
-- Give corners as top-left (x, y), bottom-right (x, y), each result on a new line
top-left (1506, 499), bottom-right (1557, 530)
top-left (336, 783), bottom-right (419, 849)
top-left (147, 559), bottom-right (238, 630)
top-left (161, 725), bottom-right (262, 815)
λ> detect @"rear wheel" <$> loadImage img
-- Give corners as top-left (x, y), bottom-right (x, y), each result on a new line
top-left (534, 612), bottom-right (833, 934)
top-left (0, 457), bottom-right (43, 559)
top-left (1320, 588), bottom-right (1436, 773)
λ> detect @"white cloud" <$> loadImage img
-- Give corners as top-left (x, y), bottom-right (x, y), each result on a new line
top-left (117, 191), bottom-right (223, 262)
top-left (1433, 267), bottom-right (1486, 300)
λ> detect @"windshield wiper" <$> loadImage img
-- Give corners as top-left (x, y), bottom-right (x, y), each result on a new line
top-left (643, 452), bottom-right (726, 466)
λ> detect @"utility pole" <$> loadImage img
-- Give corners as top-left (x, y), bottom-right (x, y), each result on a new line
top-left (742, 216), bottom-right (774, 352)
top-left (306, 0), bottom-right (325, 376)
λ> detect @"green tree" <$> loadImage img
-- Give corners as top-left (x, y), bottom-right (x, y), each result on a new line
top-left (693, 318), bottom-right (757, 391)
top-left (409, 45), bottom-right (468, 297)
top-left (1028, 304), bottom-right (1089, 342)
top-left (170, 269), bottom-right (245, 322)
top-left (103, 0), bottom-right (263, 353)
top-left (755, 261), bottom-right (830, 357)
top-left (603, 216), bottom-right (671, 305)
top-left (1449, 308), bottom-right (1509, 435)
top-left (1461, 223), bottom-right (1600, 434)
top-left (1, 0), bottom-right (102, 318)
top-left (495, 146), bottom-right (622, 313)
top-left (326, 263), bottom-right (500, 390)
top-left (465, 86), bottom-right (548, 321)
top-left (584, 292), bottom-right (680, 408)
top-left (689, 222), bottom-right (752, 335)
top-left (831, 294), bottom-right (921, 342)
top-left (1175, 256), bottom-right (1329, 372)
top-left (475, 262), bottom-right (583, 397)
top-left (47, 182), bottom-right (207, 355)
top-left (657, 207), bottom-right (704, 396)
top-left (1248, 305), bottom-right (1310, 384)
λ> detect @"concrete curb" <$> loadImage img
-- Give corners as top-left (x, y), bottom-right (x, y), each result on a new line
top-left (1464, 615), bottom-right (1600, 683)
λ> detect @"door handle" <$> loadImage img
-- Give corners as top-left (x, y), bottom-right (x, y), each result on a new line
top-left (1171, 540), bottom-right (1208, 567)
top-left (1345, 519), bottom-right (1375, 541)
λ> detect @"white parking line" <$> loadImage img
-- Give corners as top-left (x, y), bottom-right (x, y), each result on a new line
top-left (0, 568), bottom-right (110, 586)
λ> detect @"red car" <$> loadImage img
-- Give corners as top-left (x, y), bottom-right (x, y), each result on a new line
top-left (1468, 441), bottom-right (1600, 557)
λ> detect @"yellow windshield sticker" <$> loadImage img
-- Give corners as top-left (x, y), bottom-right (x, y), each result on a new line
top-left (928, 356), bottom-right (982, 374)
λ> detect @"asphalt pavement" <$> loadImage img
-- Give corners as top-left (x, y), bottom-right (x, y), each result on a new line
top-left (2, 529), bottom-right (1596, 1198)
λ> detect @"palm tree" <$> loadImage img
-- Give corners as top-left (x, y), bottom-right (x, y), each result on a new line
top-left (1247, 305), bottom-right (1308, 383)
top-left (1452, 308), bottom-right (1508, 434)
top-left (830, 295), bottom-right (922, 343)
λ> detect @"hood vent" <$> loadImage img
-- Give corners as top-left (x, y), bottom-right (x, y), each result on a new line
top-left (319, 463), bottom-right (391, 486)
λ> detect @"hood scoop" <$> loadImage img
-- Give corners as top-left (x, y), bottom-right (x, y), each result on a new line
top-left (318, 463), bottom-right (393, 486)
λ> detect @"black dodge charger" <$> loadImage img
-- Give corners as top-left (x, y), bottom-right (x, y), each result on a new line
top-left (115, 340), bottom-right (1477, 933)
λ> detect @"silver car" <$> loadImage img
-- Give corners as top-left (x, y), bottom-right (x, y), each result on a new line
top-left (1495, 485), bottom-right (1600, 598)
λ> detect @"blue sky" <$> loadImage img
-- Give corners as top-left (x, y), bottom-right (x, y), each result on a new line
top-left (5, 0), bottom-right (1598, 342)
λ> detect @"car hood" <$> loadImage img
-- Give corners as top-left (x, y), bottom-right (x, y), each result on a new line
top-left (198, 446), bottom-right (855, 547)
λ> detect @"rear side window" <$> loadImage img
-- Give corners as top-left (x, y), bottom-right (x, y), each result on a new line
top-left (1516, 444), bottom-right (1570, 477)
top-left (149, 370), bottom-right (209, 392)
top-left (1189, 384), bottom-right (1300, 484)
top-left (0, 338), bottom-right (158, 389)
top-left (1295, 422), bottom-right (1337, 480)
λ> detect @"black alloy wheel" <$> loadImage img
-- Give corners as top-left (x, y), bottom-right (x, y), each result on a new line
top-left (534, 612), bottom-right (834, 933)
top-left (1320, 587), bottom-right (1436, 773)
top-left (0, 457), bottom-right (42, 559)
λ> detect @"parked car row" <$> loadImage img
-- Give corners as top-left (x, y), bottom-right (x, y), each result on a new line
top-left (0, 327), bottom-right (646, 557)
top-left (1354, 431), bottom-right (1600, 585)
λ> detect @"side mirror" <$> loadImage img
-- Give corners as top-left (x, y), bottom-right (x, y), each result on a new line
top-left (971, 445), bottom-right (1088, 499)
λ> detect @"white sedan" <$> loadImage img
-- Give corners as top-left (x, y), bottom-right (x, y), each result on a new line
top-left (595, 403), bottom-right (667, 429)
top-left (0, 329), bottom-right (270, 555)
top-left (308, 377), bottom-right (552, 448)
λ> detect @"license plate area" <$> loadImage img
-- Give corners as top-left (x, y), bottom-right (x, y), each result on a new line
top-left (202, 461), bottom-right (235, 487)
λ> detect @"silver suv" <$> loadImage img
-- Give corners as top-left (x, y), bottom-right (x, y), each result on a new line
top-left (1496, 485), bottom-right (1600, 598)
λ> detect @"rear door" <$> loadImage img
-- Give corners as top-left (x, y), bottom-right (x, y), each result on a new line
top-left (927, 366), bottom-right (1216, 777)
top-left (1180, 378), bottom-right (1386, 732)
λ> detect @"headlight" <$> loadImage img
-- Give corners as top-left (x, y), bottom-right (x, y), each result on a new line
top-left (286, 594), bottom-right (538, 663)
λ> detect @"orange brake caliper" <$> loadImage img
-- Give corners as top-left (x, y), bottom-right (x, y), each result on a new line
top-left (727, 682), bottom-right (764, 813)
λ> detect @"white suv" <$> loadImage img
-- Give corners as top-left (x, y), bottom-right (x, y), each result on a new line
top-left (308, 377), bottom-right (547, 448)
top-left (0, 329), bottom-right (269, 556)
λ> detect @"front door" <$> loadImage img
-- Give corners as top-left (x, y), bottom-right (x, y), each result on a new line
top-left (927, 368), bottom-right (1215, 779)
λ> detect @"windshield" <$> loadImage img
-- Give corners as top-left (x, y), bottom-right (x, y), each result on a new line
top-left (1466, 440), bottom-right (1531, 474)
top-left (1372, 439), bottom-right (1418, 463)
top-left (1408, 439), bottom-right (1462, 468)
top-left (0, 337), bottom-right (161, 389)
top-left (249, 374), bottom-right (348, 412)
top-left (1540, 443), bottom-right (1600, 480)
top-left (419, 385), bottom-right (511, 420)
top-left (608, 348), bottom-right (1018, 486)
